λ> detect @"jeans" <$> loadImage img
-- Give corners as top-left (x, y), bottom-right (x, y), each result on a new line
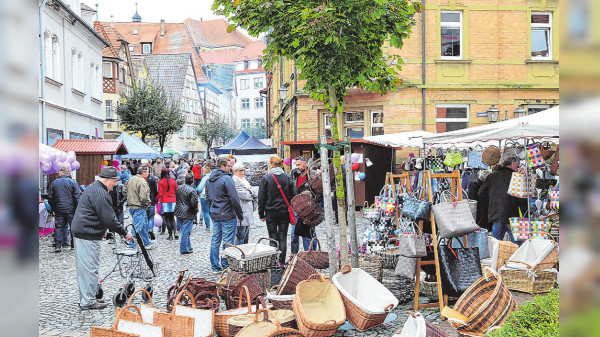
top-left (235, 226), bottom-right (249, 245)
top-left (146, 205), bottom-right (155, 233)
top-left (492, 221), bottom-right (516, 243)
top-left (290, 225), bottom-right (317, 254)
top-left (200, 198), bottom-right (211, 230)
top-left (176, 216), bottom-right (182, 232)
top-left (210, 218), bottom-right (237, 271)
top-left (74, 238), bottom-right (101, 307)
top-left (54, 213), bottom-right (73, 248)
top-left (266, 217), bottom-right (289, 265)
top-left (178, 218), bottom-right (193, 253)
top-left (129, 209), bottom-right (151, 248)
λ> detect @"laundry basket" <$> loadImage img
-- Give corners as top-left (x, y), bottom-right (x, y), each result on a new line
top-left (292, 274), bottom-right (346, 337)
top-left (222, 238), bottom-right (280, 273)
top-left (332, 265), bottom-right (398, 331)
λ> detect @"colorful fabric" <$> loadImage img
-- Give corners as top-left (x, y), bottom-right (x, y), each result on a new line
top-left (549, 186), bottom-right (559, 210)
top-left (507, 172), bottom-right (536, 198)
top-left (526, 143), bottom-right (546, 169)
top-left (509, 217), bottom-right (551, 241)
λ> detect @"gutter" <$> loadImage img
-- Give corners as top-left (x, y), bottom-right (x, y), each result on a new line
top-left (421, 0), bottom-right (426, 130)
top-left (40, 0), bottom-right (49, 144)
top-left (53, 0), bottom-right (109, 48)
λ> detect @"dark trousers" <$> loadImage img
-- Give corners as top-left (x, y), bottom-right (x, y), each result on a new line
top-left (163, 212), bottom-right (176, 236)
top-left (54, 213), bottom-right (73, 248)
top-left (266, 216), bottom-right (289, 265)
top-left (194, 178), bottom-right (202, 188)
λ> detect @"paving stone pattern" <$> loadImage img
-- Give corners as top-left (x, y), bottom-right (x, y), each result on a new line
top-left (39, 199), bottom-right (531, 336)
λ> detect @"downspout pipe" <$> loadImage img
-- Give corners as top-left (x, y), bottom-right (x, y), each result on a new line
top-left (421, 0), bottom-right (426, 131)
top-left (293, 65), bottom-right (298, 141)
top-left (40, 0), bottom-right (49, 144)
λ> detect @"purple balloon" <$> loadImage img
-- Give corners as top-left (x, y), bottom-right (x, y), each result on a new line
top-left (66, 151), bottom-right (76, 163)
top-left (48, 152), bottom-right (57, 162)
top-left (40, 154), bottom-right (51, 164)
top-left (41, 162), bottom-right (52, 172)
top-left (71, 160), bottom-right (80, 170)
top-left (351, 153), bottom-right (360, 164)
top-left (52, 160), bottom-right (62, 171)
top-left (153, 214), bottom-right (163, 227)
top-left (58, 152), bottom-right (67, 162)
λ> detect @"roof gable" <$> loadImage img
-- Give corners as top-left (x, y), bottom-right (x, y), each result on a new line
top-left (143, 53), bottom-right (192, 105)
top-left (184, 18), bottom-right (252, 49)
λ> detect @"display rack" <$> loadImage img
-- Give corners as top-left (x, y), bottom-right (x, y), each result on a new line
top-left (383, 172), bottom-right (411, 230)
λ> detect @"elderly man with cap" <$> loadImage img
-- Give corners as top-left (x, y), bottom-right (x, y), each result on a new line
top-left (71, 166), bottom-right (133, 310)
top-left (48, 166), bottom-right (81, 252)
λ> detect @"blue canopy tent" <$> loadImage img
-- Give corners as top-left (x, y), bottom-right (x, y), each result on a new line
top-left (214, 131), bottom-right (250, 155)
top-left (116, 132), bottom-right (158, 159)
top-left (232, 136), bottom-right (277, 155)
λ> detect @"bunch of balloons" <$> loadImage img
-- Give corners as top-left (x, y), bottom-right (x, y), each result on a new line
top-left (350, 153), bottom-right (366, 180)
top-left (39, 147), bottom-right (80, 175)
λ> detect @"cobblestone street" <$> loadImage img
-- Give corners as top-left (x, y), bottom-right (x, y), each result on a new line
top-left (39, 209), bottom-right (530, 337)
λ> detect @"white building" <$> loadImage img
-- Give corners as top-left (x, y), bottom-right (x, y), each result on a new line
top-left (40, 0), bottom-right (109, 145)
top-left (234, 41), bottom-right (267, 132)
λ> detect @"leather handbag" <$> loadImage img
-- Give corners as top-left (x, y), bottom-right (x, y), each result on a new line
top-left (535, 178), bottom-right (557, 190)
top-left (397, 222), bottom-right (427, 258)
top-left (270, 173), bottom-right (296, 226)
top-left (394, 254), bottom-right (417, 279)
top-left (432, 199), bottom-right (479, 239)
top-left (540, 141), bottom-right (556, 160)
top-left (438, 238), bottom-right (483, 297)
top-left (526, 143), bottom-right (545, 169)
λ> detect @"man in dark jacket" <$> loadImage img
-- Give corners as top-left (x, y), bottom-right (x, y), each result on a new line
top-left (175, 174), bottom-right (199, 254)
top-left (478, 157), bottom-right (528, 242)
top-left (71, 166), bottom-right (133, 310)
top-left (290, 156), bottom-right (317, 254)
top-left (48, 166), bottom-right (81, 251)
top-left (206, 158), bottom-right (243, 271)
top-left (468, 170), bottom-right (491, 232)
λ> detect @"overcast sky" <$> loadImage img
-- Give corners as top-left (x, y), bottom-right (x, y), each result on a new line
top-left (85, 0), bottom-right (257, 38)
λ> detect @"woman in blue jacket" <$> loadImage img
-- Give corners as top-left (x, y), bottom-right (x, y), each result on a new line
top-left (196, 165), bottom-right (212, 231)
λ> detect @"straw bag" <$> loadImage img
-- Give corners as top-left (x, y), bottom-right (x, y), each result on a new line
top-left (292, 274), bottom-right (346, 337)
top-left (228, 308), bottom-right (296, 336)
top-left (362, 202), bottom-right (382, 221)
top-left (234, 309), bottom-right (282, 337)
top-left (359, 255), bottom-right (383, 282)
top-left (442, 267), bottom-right (517, 336)
top-left (496, 240), bottom-right (519, 270)
top-left (333, 265), bottom-right (398, 331)
top-left (438, 238), bottom-right (483, 298)
top-left (215, 286), bottom-right (269, 337)
top-left (277, 254), bottom-right (317, 295)
top-left (433, 199), bottom-right (478, 239)
top-left (154, 290), bottom-right (198, 337)
top-left (440, 190), bottom-right (477, 223)
top-left (482, 146), bottom-right (501, 166)
top-left (509, 217), bottom-right (551, 241)
top-left (116, 289), bottom-right (161, 324)
top-left (91, 305), bottom-right (163, 337)
top-left (297, 238), bottom-right (329, 269)
top-left (443, 147), bottom-right (463, 168)
top-left (507, 172), bottom-right (536, 199)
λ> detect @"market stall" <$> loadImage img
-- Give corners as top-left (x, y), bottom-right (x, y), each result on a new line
top-left (116, 132), bottom-right (159, 159)
top-left (214, 131), bottom-right (250, 155)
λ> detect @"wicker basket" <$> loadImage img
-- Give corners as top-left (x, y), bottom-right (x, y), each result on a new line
top-left (501, 265), bottom-right (557, 294)
top-left (214, 286), bottom-right (257, 337)
top-left (496, 240), bottom-right (519, 270)
top-left (359, 255), bottom-right (383, 282)
top-left (292, 274), bottom-right (346, 337)
top-left (217, 268), bottom-right (246, 298)
top-left (297, 238), bottom-right (329, 269)
top-left (442, 268), bottom-right (517, 336)
top-left (225, 274), bottom-right (265, 310)
top-left (228, 308), bottom-right (296, 336)
top-left (266, 286), bottom-right (295, 310)
top-left (278, 254), bottom-right (316, 295)
top-left (236, 309), bottom-right (281, 337)
top-left (91, 305), bottom-right (161, 337)
top-left (291, 192), bottom-right (324, 227)
top-left (223, 238), bottom-right (280, 273)
top-left (482, 146), bottom-right (501, 166)
top-left (116, 289), bottom-right (154, 323)
top-left (267, 328), bottom-right (305, 337)
top-left (154, 290), bottom-right (197, 337)
top-left (374, 238), bottom-right (400, 270)
top-left (419, 279), bottom-right (439, 300)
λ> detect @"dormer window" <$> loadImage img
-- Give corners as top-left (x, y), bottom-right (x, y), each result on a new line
top-left (142, 43), bottom-right (151, 54)
top-left (133, 28), bottom-right (139, 36)
top-left (129, 46), bottom-right (134, 52)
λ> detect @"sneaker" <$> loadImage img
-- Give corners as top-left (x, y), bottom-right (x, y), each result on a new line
top-left (54, 247), bottom-right (62, 253)
top-left (79, 302), bottom-right (108, 310)
top-left (145, 241), bottom-right (156, 250)
top-left (175, 235), bottom-right (180, 239)
top-left (181, 250), bottom-right (193, 255)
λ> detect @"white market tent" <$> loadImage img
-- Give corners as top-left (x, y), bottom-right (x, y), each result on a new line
top-left (421, 106), bottom-right (559, 145)
top-left (364, 130), bottom-right (435, 148)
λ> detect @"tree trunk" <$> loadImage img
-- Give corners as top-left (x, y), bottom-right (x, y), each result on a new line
top-left (344, 138), bottom-right (359, 268)
top-left (320, 136), bottom-right (338, 276)
top-left (141, 133), bottom-right (146, 143)
top-left (328, 84), bottom-right (349, 267)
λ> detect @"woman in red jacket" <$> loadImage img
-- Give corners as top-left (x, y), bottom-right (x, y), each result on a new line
top-left (157, 168), bottom-right (178, 240)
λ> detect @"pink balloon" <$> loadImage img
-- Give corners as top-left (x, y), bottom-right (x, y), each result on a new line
top-left (100, 164), bottom-right (106, 169)
top-left (71, 160), bottom-right (80, 170)
top-left (154, 214), bottom-right (163, 227)
top-left (284, 158), bottom-right (291, 165)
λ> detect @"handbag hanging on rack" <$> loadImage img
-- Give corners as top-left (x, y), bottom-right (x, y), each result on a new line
top-left (437, 238), bottom-right (483, 298)
top-left (432, 194), bottom-right (479, 239)
top-left (509, 217), bottom-right (552, 241)
top-left (401, 186), bottom-right (432, 221)
top-left (549, 184), bottom-right (559, 210)
top-left (507, 172), bottom-right (536, 199)
top-left (526, 143), bottom-right (546, 169)
top-left (467, 145), bottom-right (488, 169)
top-left (362, 201), bottom-right (382, 221)
top-left (270, 173), bottom-right (296, 226)
top-left (397, 220), bottom-right (427, 258)
top-left (443, 146), bottom-right (463, 168)
top-left (502, 141), bottom-right (526, 162)
top-left (375, 184), bottom-right (397, 217)
top-left (550, 145), bottom-right (559, 176)
top-left (540, 141), bottom-right (556, 160)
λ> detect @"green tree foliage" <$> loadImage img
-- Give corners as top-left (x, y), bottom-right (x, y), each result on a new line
top-left (214, 0), bottom-right (419, 266)
top-left (239, 126), bottom-right (267, 139)
top-left (197, 116), bottom-right (235, 157)
top-left (117, 83), bottom-right (185, 152)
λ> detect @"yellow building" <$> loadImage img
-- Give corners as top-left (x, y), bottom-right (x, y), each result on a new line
top-left (268, 0), bottom-right (559, 159)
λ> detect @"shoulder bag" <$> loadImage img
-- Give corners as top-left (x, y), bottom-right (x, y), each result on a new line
top-left (397, 220), bottom-right (427, 258)
top-left (438, 238), bottom-right (483, 297)
top-left (270, 174), bottom-right (296, 226)
top-left (433, 196), bottom-right (478, 239)
top-left (401, 186), bottom-right (432, 221)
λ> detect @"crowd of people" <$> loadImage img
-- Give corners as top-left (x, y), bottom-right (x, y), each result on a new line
top-left (47, 154), bottom-right (318, 310)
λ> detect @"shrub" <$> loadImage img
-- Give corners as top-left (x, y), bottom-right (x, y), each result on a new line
top-left (487, 287), bottom-right (558, 336)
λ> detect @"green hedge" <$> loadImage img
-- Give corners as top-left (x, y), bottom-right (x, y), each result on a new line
top-left (487, 287), bottom-right (558, 337)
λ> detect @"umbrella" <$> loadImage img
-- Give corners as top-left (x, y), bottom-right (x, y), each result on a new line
top-left (129, 225), bottom-right (155, 277)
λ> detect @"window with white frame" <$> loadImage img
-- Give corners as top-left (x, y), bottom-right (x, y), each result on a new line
top-left (44, 31), bottom-right (52, 78)
top-left (194, 101), bottom-right (199, 114)
top-left (52, 35), bottom-right (60, 81)
top-left (179, 127), bottom-right (184, 139)
top-left (255, 118), bottom-right (266, 128)
top-left (185, 99), bottom-right (191, 113)
top-left (568, 0), bottom-right (590, 44)
top-left (249, 60), bottom-right (259, 70)
top-left (255, 97), bottom-right (264, 108)
top-left (240, 79), bottom-right (249, 90)
top-left (78, 52), bottom-right (84, 91)
top-left (129, 46), bottom-right (135, 52)
top-left (526, 104), bottom-right (550, 115)
top-left (235, 62), bottom-right (245, 71)
top-left (142, 43), bottom-right (151, 54)
top-left (90, 62), bottom-right (96, 97)
top-left (324, 114), bottom-right (332, 139)
top-left (103, 62), bottom-right (113, 78)
top-left (71, 49), bottom-right (77, 89)
top-left (241, 119), bottom-right (251, 128)
top-left (435, 104), bottom-right (469, 133)
top-left (344, 111), bottom-right (365, 139)
top-left (105, 100), bottom-right (112, 119)
top-left (441, 11), bottom-right (462, 59)
top-left (241, 98), bottom-right (250, 109)
top-left (133, 28), bottom-right (139, 36)
top-left (371, 110), bottom-right (384, 136)
top-left (254, 77), bottom-right (264, 88)
top-left (531, 13), bottom-right (552, 59)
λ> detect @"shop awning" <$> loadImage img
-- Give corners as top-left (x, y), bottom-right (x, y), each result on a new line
top-left (117, 133), bottom-right (158, 159)
top-left (214, 131), bottom-right (250, 154)
top-left (364, 130), bottom-right (435, 148)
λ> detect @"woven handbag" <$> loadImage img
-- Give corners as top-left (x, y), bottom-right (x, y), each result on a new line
top-left (540, 141), bottom-right (556, 160)
top-left (394, 254), bottom-right (417, 279)
top-left (438, 239), bottom-right (483, 298)
top-left (502, 141), bottom-right (526, 161)
top-left (291, 192), bottom-right (324, 227)
top-left (549, 185), bottom-right (559, 210)
top-left (433, 199), bottom-right (478, 239)
top-left (526, 143), bottom-right (546, 169)
top-left (362, 202), bottom-right (382, 221)
top-left (509, 217), bottom-right (551, 241)
top-left (507, 172), bottom-right (536, 198)
top-left (439, 190), bottom-right (477, 223)
top-left (482, 146), bottom-right (501, 166)
top-left (297, 238), bottom-right (329, 270)
top-left (443, 147), bottom-right (463, 168)
top-left (397, 222), bottom-right (426, 258)
top-left (374, 185), bottom-right (396, 217)
top-left (277, 254), bottom-right (317, 295)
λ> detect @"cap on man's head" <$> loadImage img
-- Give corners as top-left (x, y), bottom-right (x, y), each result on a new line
top-left (99, 166), bottom-right (119, 179)
top-left (59, 167), bottom-right (71, 174)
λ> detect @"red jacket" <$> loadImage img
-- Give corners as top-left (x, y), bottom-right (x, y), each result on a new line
top-left (192, 165), bottom-right (202, 179)
top-left (157, 176), bottom-right (178, 203)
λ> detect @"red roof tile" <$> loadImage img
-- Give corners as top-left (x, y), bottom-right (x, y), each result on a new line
top-left (233, 40), bottom-right (266, 62)
top-left (200, 48), bottom-right (243, 65)
top-left (108, 22), bottom-right (206, 82)
top-left (94, 22), bottom-right (128, 60)
top-left (52, 139), bottom-right (129, 155)
top-left (184, 19), bottom-right (252, 48)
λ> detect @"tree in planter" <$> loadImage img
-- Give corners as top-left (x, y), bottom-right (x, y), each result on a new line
top-left (214, 0), bottom-right (419, 266)
top-left (197, 116), bottom-right (235, 158)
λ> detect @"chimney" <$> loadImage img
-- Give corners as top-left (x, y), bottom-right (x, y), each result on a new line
top-left (160, 19), bottom-right (165, 37)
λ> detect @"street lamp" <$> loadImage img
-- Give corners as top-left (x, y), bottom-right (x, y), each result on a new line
top-left (278, 84), bottom-right (288, 103)
top-left (487, 104), bottom-right (499, 123)
top-left (514, 105), bottom-right (527, 118)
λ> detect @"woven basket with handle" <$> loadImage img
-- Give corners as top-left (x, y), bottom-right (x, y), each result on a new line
top-left (374, 238), bottom-right (400, 270)
top-left (482, 146), bottom-right (501, 166)
top-left (154, 290), bottom-right (197, 337)
top-left (297, 238), bottom-right (329, 269)
top-left (228, 307), bottom-right (296, 336)
top-left (91, 305), bottom-right (162, 337)
top-left (278, 254), bottom-right (316, 295)
top-left (215, 286), bottom-right (263, 337)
